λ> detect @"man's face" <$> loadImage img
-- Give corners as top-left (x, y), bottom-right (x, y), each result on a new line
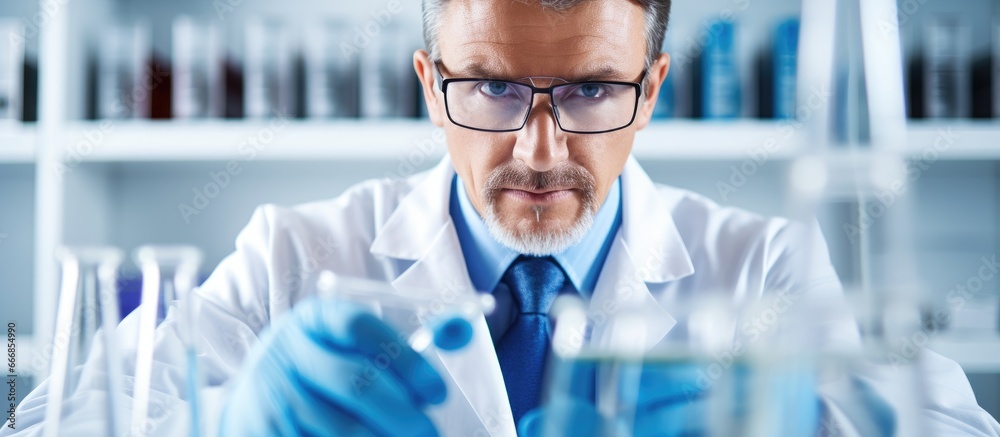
top-left (415, 0), bottom-right (669, 255)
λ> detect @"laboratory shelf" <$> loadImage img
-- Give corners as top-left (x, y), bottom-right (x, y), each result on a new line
top-left (57, 119), bottom-right (447, 162)
top-left (0, 123), bottom-right (37, 164)
top-left (636, 120), bottom-right (807, 160)
top-left (56, 119), bottom-right (812, 162)
top-left (639, 120), bottom-right (1000, 161)
top-left (906, 121), bottom-right (1000, 160)
top-left (52, 119), bottom-right (1000, 163)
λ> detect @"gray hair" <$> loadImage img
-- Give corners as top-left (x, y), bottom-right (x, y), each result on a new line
top-left (421, 0), bottom-right (671, 71)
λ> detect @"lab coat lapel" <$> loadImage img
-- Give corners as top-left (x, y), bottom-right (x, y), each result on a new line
top-left (391, 223), bottom-right (516, 437)
top-left (587, 156), bottom-right (696, 351)
top-left (618, 156), bottom-right (696, 284)
top-left (587, 237), bottom-right (678, 351)
top-left (370, 157), bottom-right (516, 437)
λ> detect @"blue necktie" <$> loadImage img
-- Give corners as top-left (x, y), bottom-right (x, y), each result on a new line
top-left (495, 256), bottom-right (567, 425)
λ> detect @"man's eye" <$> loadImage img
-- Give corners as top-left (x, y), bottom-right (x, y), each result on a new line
top-left (481, 82), bottom-right (509, 96)
top-left (577, 84), bottom-right (603, 98)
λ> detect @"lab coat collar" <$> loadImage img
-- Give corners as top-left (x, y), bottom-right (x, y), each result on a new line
top-left (370, 156), bottom-right (456, 260)
top-left (618, 155), bottom-right (696, 283)
top-left (583, 156), bottom-right (695, 351)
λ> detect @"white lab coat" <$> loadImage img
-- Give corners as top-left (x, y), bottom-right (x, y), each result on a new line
top-left (4, 156), bottom-right (999, 436)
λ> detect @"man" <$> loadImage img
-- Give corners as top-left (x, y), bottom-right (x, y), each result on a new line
top-left (5, 1), bottom-right (999, 436)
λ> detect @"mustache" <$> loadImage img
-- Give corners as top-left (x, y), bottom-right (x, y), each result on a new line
top-left (483, 162), bottom-right (596, 197)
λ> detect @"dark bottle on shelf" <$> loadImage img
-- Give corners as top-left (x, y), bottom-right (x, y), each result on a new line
top-left (910, 15), bottom-right (969, 119)
top-left (970, 21), bottom-right (1000, 119)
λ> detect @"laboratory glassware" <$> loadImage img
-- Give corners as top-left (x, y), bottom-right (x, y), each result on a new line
top-left (131, 246), bottom-right (203, 437)
top-left (44, 247), bottom-right (126, 437)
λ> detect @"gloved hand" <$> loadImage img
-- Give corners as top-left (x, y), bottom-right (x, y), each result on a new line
top-left (219, 297), bottom-right (448, 436)
top-left (518, 362), bottom-right (819, 437)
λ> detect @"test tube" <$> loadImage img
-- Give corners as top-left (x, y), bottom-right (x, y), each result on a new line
top-left (315, 271), bottom-right (495, 353)
top-left (544, 294), bottom-right (655, 436)
top-left (44, 247), bottom-right (126, 437)
top-left (130, 246), bottom-right (202, 437)
top-left (548, 293), bottom-right (763, 436)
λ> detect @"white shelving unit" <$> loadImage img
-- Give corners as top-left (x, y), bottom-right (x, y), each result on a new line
top-left (3, 0), bottom-right (997, 419)
top-left (57, 120), bottom-right (446, 162)
top-left (0, 124), bottom-right (36, 163)
top-left (52, 120), bottom-right (806, 162)
top-left (47, 119), bottom-right (1000, 162)
top-left (907, 121), bottom-right (1000, 160)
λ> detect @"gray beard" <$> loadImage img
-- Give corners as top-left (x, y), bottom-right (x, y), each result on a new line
top-left (483, 202), bottom-right (596, 256)
top-left (478, 161), bottom-right (598, 256)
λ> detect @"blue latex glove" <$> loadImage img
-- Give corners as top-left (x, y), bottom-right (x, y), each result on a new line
top-left (519, 362), bottom-right (819, 437)
top-left (219, 297), bottom-right (448, 436)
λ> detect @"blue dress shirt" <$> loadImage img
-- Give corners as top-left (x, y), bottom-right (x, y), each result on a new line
top-left (449, 174), bottom-right (622, 340)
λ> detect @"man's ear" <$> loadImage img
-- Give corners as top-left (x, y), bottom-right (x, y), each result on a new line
top-left (413, 49), bottom-right (445, 127)
top-left (633, 52), bottom-right (670, 130)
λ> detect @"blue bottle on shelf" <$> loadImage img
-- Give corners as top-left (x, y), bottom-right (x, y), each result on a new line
top-left (700, 19), bottom-right (740, 119)
top-left (774, 19), bottom-right (799, 120)
top-left (651, 36), bottom-right (674, 120)
top-left (652, 70), bottom-right (674, 119)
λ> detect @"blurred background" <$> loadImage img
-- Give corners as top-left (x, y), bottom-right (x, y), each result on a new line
top-left (0, 0), bottom-right (998, 420)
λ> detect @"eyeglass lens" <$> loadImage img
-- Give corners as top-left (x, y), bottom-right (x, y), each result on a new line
top-left (444, 80), bottom-right (638, 132)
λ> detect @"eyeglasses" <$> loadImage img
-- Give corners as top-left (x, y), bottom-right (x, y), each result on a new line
top-left (434, 62), bottom-right (646, 134)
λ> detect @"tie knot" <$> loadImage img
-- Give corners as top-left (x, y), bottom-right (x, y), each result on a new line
top-left (502, 256), bottom-right (566, 314)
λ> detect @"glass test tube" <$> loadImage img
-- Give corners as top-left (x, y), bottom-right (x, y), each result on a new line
top-left (44, 247), bottom-right (126, 437)
top-left (130, 246), bottom-right (203, 437)
top-left (796, 0), bottom-right (929, 434)
top-left (546, 292), bottom-right (819, 437)
top-left (316, 271), bottom-right (495, 353)
top-left (545, 294), bottom-right (657, 436)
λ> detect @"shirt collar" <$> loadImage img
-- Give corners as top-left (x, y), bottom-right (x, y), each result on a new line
top-left (450, 174), bottom-right (622, 296)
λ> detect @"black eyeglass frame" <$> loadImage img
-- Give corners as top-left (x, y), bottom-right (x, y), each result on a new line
top-left (434, 63), bottom-right (647, 135)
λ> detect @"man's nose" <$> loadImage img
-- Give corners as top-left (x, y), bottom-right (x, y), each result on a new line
top-left (512, 94), bottom-right (569, 173)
